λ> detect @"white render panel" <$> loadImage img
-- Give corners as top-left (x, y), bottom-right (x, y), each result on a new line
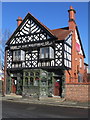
top-left (55, 43), bottom-right (63, 67)
top-left (7, 50), bottom-right (12, 68)
top-left (64, 44), bottom-right (71, 54)
top-left (75, 30), bottom-right (83, 55)
top-left (65, 35), bottom-right (72, 46)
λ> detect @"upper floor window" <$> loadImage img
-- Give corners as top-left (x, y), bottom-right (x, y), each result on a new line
top-left (80, 58), bottom-right (82, 68)
top-left (13, 50), bottom-right (25, 61)
top-left (40, 47), bottom-right (54, 59)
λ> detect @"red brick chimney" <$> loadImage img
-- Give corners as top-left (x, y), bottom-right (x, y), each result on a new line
top-left (16, 17), bottom-right (22, 26)
top-left (68, 6), bottom-right (76, 30)
top-left (68, 6), bottom-right (77, 82)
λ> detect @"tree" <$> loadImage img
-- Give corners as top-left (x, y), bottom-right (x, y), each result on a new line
top-left (0, 29), bottom-right (11, 96)
top-left (0, 29), bottom-right (11, 68)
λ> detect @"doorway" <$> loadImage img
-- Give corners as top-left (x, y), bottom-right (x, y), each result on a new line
top-left (54, 77), bottom-right (62, 97)
top-left (11, 77), bottom-right (17, 94)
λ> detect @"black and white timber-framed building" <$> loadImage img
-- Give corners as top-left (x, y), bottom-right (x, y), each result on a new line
top-left (5, 9), bottom-right (73, 98)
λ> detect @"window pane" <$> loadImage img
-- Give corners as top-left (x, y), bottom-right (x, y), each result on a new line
top-left (25, 77), bottom-right (28, 86)
top-left (30, 77), bottom-right (33, 86)
top-left (35, 72), bottom-right (40, 76)
top-left (40, 48), bottom-right (44, 58)
top-left (45, 47), bottom-right (49, 58)
top-left (80, 58), bottom-right (82, 68)
top-left (40, 47), bottom-right (54, 59)
top-left (15, 51), bottom-right (17, 56)
top-left (13, 50), bottom-right (25, 61)
top-left (30, 72), bottom-right (34, 76)
top-left (18, 50), bottom-right (21, 56)
top-left (25, 72), bottom-right (28, 76)
top-left (34, 77), bottom-right (39, 86)
top-left (49, 47), bottom-right (54, 59)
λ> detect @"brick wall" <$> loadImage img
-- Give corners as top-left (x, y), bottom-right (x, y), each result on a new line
top-left (65, 83), bottom-right (90, 102)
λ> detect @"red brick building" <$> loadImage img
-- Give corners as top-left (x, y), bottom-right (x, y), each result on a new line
top-left (4, 6), bottom-right (89, 102)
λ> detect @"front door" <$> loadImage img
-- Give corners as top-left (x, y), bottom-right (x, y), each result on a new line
top-left (54, 78), bottom-right (62, 96)
top-left (11, 78), bottom-right (17, 94)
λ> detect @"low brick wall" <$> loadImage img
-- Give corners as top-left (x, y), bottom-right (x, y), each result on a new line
top-left (65, 83), bottom-right (90, 102)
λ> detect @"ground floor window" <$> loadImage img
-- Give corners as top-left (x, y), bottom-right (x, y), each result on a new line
top-left (30, 77), bottom-right (34, 85)
top-left (7, 69), bottom-right (64, 97)
top-left (78, 73), bottom-right (83, 82)
top-left (25, 77), bottom-right (28, 86)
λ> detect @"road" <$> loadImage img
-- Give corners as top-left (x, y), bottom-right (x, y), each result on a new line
top-left (2, 101), bottom-right (88, 118)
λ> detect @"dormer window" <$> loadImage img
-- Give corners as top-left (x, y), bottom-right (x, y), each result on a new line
top-left (40, 47), bottom-right (54, 59)
top-left (13, 50), bottom-right (25, 61)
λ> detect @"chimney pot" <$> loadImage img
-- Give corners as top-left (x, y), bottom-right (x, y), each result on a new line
top-left (70, 6), bottom-right (73, 9)
top-left (68, 6), bottom-right (76, 30)
top-left (16, 16), bottom-right (22, 26)
top-left (68, 6), bottom-right (76, 21)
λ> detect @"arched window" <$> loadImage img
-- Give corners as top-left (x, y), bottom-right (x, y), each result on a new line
top-left (30, 77), bottom-right (34, 86)
top-left (30, 72), bottom-right (34, 76)
top-left (35, 72), bottom-right (40, 76)
top-left (25, 72), bottom-right (28, 76)
top-left (25, 77), bottom-right (28, 86)
top-left (34, 77), bottom-right (39, 86)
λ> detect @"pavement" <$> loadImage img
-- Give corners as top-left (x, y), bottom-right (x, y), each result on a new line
top-left (1, 94), bottom-right (89, 109)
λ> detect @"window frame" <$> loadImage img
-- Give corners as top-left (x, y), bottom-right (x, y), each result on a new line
top-left (80, 58), bottom-right (82, 68)
top-left (13, 50), bottom-right (25, 62)
top-left (40, 47), bottom-right (54, 59)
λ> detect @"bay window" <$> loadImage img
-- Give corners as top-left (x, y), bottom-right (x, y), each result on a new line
top-left (13, 50), bottom-right (25, 61)
top-left (40, 47), bottom-right (54, 59)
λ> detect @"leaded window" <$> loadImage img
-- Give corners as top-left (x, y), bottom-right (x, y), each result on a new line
top-left (35, 72), bottom-right (40, 76)
top-left (40, 47), bottom-right (54, 59)
top-left (25, 77), bottom-right (28, 86)
top-left (13, 50), bottom-right (25, 61)
top-left (30, 77), bottom-right (34, 86)
top-left (30, 72), bottom-right (34, 76)
top-left (34, 77), bottom-right (39, 86)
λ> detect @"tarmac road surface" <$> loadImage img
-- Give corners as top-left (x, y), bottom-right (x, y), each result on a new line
top-left (2, 101), bottom-right (88, 119)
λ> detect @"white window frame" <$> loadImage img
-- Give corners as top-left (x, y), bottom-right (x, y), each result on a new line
top-left (40, 47), bottom-right (54, 59)
top-left (80, 58), bottom-right (82, 68)
top-left (13, 50), bottom-right (25, 61)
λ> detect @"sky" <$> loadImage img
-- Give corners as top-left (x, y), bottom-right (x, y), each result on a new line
top-left (2, 2), bottom-right (88, 65)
